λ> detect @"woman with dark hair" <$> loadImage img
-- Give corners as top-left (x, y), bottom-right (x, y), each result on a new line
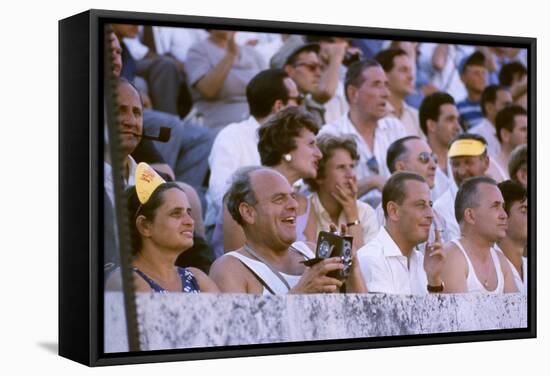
top-left (106, 163), bottom-right (219, 293)
top-left (222, 107), bottom-right (322, 251)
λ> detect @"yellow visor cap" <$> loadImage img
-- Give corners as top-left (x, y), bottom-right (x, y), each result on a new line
top-left (448, 139), bottom-right (486, 158)
top-left (135, 162), bottom-right (166, 204)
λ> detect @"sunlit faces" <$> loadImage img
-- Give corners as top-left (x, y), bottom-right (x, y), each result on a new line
top-left (392, 180), bottom-right (434, 244)
top-left (108, 31), bottom-right (122, 78)
top-left (506, 198), bottom-right (528, 244)
top-left (450, 155), bottom-right (489, 187)
top-left (431, 103), bottom-right (461, 148)
top-left (349, 66), bottom-right (390, 121)
top-left (287, 128), bottom-right (323, 179)
top-left (386, 54), bottom-right (415, 97)
top-left (116, 81), bottom-right (143, 156)
top-left (285, 51), bottom-right (321, 94)
top-left (466, 183), bottom-right (508, 241)
top-left (317, 148), bottom-right (357, 196)
top-left (461, 64), bottom-right (488, 94)
top-left (502, 114), bottom-right (528, 148)
top-left (141, 188), bottom-right (195, 252)
top-left (248, 170), bottom-right (299, 250)
top-left (398, 139), bottom-right (437, 189)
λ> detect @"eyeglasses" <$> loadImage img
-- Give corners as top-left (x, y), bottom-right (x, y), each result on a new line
top-left (366, 156), bottom-right (380, 175)
top-left (287, 93), bottom-right (305, 106)
top-left (418, 152), bottom-right (439, 164)
top-left (292, 62), bottom-right (322, 72)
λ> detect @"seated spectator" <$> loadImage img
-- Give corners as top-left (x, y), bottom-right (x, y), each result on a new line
top-left (356, 172), bottom-right (446, 294)
top-left (209, 166), bottom-right (367, 294)
top-left (433, 134), bottom-right (490, 244)
top-left (304, 134), bottom-right (379, 249)
top-left (440, 177), bottom-right (518, 293)
top-left (492, 105), bottom-right (528, 182)
top-left (205, 68), bottom-right (301, 248)
top-left (469, 85), bottom-right (513, 158)
top-left (320, 59), bottom-right (407, 206)
top-left (499, 61), bottom-right (528, 109)
top-left (375, 48), bottom-right (423, 137)
top-left (185, 30), bottom-right (265, 132)
top-left (105, 163), bottom-right (219, 293)
top-left (497, 180), bottom-right (528, 293)
top-left (375, 136), bottom-right (440, 225)
top-left (222, 107), bottom-right (322, 252)
top-left (508, 144), bottom-right (528, 189)
top-left (457, 51), bottom-right (489, 130)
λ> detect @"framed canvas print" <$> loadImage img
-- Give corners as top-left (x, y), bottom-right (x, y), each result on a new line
top-left (59, 8), bottom-right (536, 366)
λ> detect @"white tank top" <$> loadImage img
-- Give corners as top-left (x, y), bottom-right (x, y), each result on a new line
top-left (451, 240), bottom-right (505, 294)
top-left (227, 241), bottom-right (315, 295)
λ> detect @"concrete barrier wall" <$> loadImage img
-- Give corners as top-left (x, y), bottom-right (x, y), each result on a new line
top-left (104, 292), bottom-right (527, 353)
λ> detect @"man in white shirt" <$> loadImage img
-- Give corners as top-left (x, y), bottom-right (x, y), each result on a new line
top-left (304, 134), bottom-right (379, 249)
top-left (440, 177), bottom-right (518, 293)
top-left (209, 166), bottom-right (367, 294)
top-left (433, 134), bottom-right (491, 243)
top-left (320, 59), bottom-right (407, 203)
top-left (357, 172), bottom-right (445, 294)
top-left (375, 48), bottom-right (423, 137)
top-left (492, 105), bottom-right (528, 182)
top-left (418, 92), bottom-right (462, 195)
top-left (205, 69), bottom-right (301, 233)
top-left (497, 180), bottom-right (528, 293)
top-left (469, 85), bottom-right (513, 158)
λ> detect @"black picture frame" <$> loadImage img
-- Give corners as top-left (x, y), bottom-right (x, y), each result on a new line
top-left (59, 8), bottom-right (536, 367)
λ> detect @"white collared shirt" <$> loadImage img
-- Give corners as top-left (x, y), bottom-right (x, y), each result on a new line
top-left (310, 192), bottom-right (379, 245)
top-left (104, 155), bottom-right (138, 204)
top-left (433, 184), bottom-right (460, 244)
top-left (386, 101), bottom-right (423, 139)
top-left (205, 116), bottom-right (262, 226)
top-left (320, 113), bottom-right (407, 180)
top-left (470, 118), bottom-right (501, 159)
top-left (357, 226), bottom-right (428, 294)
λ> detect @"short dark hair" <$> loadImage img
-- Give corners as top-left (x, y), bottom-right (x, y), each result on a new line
top-left (419, 92), bottom-right (456, 136)
top-left (374, 48), bottom-right (408, 73)
top-left (126, 182), bottom-right (184, 255)
top-left (499, 61), bottom-right (527, 87)
top-left (224, 166), bottom-right (264, 226)
top-left (382, 172), bottom-right (426, 218)
top-left (246, 69), bottom-right (289, 119)
top-left (258, 106), bottom-right (320, 167)
top-left (498, 179), bottom-right (527, 215)
top-left (304, 134), bottom-right (359, 192)
top-left (344, 58), bottom-right (382, 102)
top-left (508, 144), bottom-right (528, 182)
top-left (460, 51), bottom-right (486, 74)
top-left (495, 104), bottom-right (527, 143)
top-left (480, 85), bottom-right (507, 117)
top-left (386, 136), bottom-right (421, 173)
top-left (454, 176), bottom-right (497, 224)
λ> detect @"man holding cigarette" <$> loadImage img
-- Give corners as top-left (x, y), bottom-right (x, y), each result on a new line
top-left (357, 172), bottom-right (446, 294)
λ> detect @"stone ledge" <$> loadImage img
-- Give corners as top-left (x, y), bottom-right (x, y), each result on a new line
top-left (104, 292), bottom-right (527, 353)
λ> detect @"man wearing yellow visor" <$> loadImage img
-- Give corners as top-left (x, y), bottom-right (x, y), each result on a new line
top-left (433, 134), bottom-right (490, 243)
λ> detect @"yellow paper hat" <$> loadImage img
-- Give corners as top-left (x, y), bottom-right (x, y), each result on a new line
top-left (135, 162), bottom-right (166, 204)
top-left (448, 139), bottom-right (486, 158)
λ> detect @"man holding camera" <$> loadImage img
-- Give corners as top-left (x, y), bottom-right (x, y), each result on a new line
top-left (357, 172), bottom-right (446, 294)
top-left (209, 166), bottom-right (367, 294)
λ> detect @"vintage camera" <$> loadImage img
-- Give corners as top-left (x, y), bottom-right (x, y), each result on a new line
top-left (342, 50), bottom-right (361, 66)
top-left (310, 231), bottom-right (353, 281)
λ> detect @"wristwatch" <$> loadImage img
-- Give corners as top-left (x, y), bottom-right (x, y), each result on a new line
top-left (427, 282), bottom-right (445, 293)
top-left (346, 219), bottom-right (361, 227)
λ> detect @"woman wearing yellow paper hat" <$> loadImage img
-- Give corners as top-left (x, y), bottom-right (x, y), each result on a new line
top-left (106, 163), bottom-right (219, 293)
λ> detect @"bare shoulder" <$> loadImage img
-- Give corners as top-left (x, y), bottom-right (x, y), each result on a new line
top-left (443, 241), bottom-right (464, 262)
top-left (209, 252), bottom-right (260, 293)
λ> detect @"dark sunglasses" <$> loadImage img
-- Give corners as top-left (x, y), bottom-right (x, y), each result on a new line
top-left (418, 151), bottom-right (439, 164)
top-left (287, 93), bottom-right (305, 106)
top-left (366, 156), bottom-right (380, 175)
top-left (292, 62), bottom-right (322, 72)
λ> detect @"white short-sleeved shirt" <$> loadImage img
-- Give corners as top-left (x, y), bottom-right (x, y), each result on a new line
top-left (205, 116), bottom-right (262, 226)
top-left (320, 113), bottom-right (407, 180)
top-left (386, 101), bottom-right (423, 139)
top-left (357, 227), bottom-right (428, 294)
top-left (433, 184), bottom-right (460, 244)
